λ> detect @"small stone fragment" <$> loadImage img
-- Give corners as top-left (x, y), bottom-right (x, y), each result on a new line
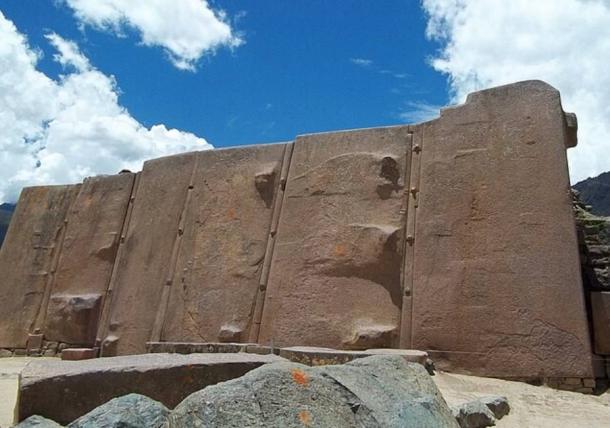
top-left (479, 395), bottom-right (510, 420)
top-left (452, 400), bottom-right (496, 428)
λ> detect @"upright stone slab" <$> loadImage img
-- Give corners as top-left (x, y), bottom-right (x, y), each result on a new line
top-left (409, 81), bottom-right (599, 378)
top-left (100, 153), bottom-right (197, 355)
top-left (0, 185), bottom-right (79, 348)
top-left (43, 174), bottom-right (135, 346)
top-left (161, 144), bottom-right (289, 344)
top-left (259, 127), bottom-right (410, 349)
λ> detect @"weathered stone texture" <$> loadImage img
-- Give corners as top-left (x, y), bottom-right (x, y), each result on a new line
top-left (259, 126), bottom-right (410, 349)
top-left (409, 81), bottom-right (598, 379)
top-left (18, 352), bottom-right (284, 424)
top-left (0, 185), bottom-right (80, 348)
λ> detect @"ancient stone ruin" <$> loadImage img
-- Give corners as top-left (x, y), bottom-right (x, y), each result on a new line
top-left (1, 80), bottom-right (608, 391)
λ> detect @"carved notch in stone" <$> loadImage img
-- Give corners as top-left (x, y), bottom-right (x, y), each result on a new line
top-left (254, 165), bottom-right (278, 208)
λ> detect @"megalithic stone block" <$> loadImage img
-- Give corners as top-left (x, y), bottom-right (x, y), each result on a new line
top-left (0, 185), bottom-right (80, 348)
top-left (160, 143), bottom-right (289, 344)
top-left (99, 152), bottom-right (197, 356)
top-left (259, 126), bottom-right (411, 349)
top-left (409, 80), bottom-right (599, 379)
top-left (43, 173), bottom-right (135, 346)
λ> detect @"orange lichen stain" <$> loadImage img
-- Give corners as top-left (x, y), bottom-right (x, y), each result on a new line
top-left (291, 368), bottom-right (309, 386)
top-left (298, 410), bottom-right (311, 425)
top-left (333, 243), bottom-right (347, 257)
top-left (226, 207), bottom-right (237, 220)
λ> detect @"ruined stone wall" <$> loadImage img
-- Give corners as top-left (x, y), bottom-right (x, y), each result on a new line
top-left (0, 80), bottom-right (605, 381)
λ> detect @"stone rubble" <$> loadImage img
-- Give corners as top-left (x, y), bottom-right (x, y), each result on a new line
top-left (451, 395), bottom-right (511, 428)
top-left (451, 401), bottom-right (496, 428)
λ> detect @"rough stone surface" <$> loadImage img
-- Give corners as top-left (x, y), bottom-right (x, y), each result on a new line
top-left (479, 396), bottom-right (510, 419)
top-left (15, 415), bottom-right (64, 428)
top-left (17, 352), bottom-right (284, 424)
top-left (0, 185), bottom-right (80, 349)
top-left (259, 126), bottom-right (409, 349)
top-left (168, 355), bottom-right (458, 427)
top-left (410, 81), bottom-right (598, 379)
top-left (68, 393), bottom-right (169, 428)
top-left (452, 400), bottom-right (496, 428)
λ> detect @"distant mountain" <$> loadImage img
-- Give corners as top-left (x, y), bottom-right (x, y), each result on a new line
top-left (0, 203), bottom-right (16, 249)
top-left (574, 171), bottom-right (610, 217)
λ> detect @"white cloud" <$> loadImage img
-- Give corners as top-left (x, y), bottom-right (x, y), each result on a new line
top-left (398, 101), bottom-right (442, 124)
top-left (62, 0), bottom-right (243, 71)
top-left (350, 57), bottom-right (373, 67)
top-left (422, 0), bottom-right (610, 182)
top-left (0, 11), bottom-right (211, 203)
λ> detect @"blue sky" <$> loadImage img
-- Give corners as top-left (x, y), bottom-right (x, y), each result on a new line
top-left (1, 0), bottom-right (609, 203)
top-left (0, 0), bottom-right (447, 148)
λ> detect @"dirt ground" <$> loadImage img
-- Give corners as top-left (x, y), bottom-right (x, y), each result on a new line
top-left (1, 358), bottom-right (610, 427)
top-left (434, 371), bottom-right (610, 427)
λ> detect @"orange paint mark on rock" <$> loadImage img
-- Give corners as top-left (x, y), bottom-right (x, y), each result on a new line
top-left (227, 207), bottom-right (237, 220)
top-left (291, 368), bottom-right (309, 386)
top-left (333, 243), bottom-right (347, 257)
top-left (298, 410), bottom-right (311, 425)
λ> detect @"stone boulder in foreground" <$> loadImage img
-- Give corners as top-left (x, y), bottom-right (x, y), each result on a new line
top-left (168, 355), bottom-right (458, 428)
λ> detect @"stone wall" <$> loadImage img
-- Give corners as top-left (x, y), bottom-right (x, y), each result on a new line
top-left (0, 80), bottom-right (605, 383)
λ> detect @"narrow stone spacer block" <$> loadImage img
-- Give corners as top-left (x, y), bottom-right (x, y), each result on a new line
top-left (26, 334), bottom-right (44, 353)
top-left (61, 348), bottom-right (98, 361)
top-left (591, 292), bottom-right (610, 355)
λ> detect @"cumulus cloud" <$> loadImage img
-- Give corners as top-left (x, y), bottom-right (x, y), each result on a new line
top-left (62, 0), bottom-right (242, 70)
top-left (422, 0), bottom-right (610, 182)
top-left (0, 11), bottom-right (211, 203)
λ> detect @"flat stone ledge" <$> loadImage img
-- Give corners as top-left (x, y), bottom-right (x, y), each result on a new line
top-left (17, 352), bottom-right (284, 425)
top-left (146, 341), bottom-right (279, 355)
top-left (278, 346), bottom-right (429, 366)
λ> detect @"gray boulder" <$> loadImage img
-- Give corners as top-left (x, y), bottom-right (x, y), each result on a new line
top-left (14, 415), bottom-right (63, 427)
top-left (168, 355), bottom-right (458, 428)
top-left (67, 394), bottom-right (169, 428)
top-left (480, 395), bottom-right (510, 419)
top-left (452, 400), bottom-right (496, 428)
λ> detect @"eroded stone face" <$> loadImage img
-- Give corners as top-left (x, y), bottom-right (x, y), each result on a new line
top-left (258, 126), bottom-right (410, 349)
